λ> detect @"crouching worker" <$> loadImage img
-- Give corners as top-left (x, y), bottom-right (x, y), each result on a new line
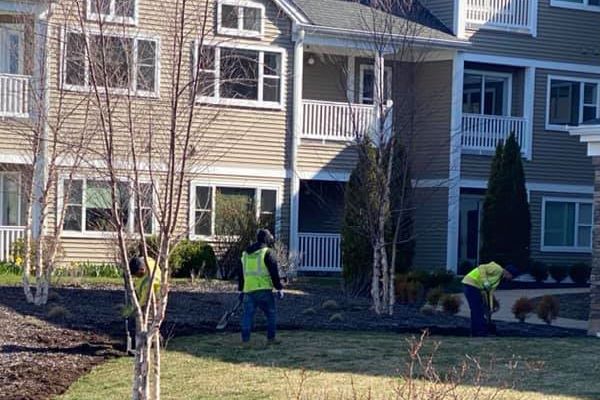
top-left (462, 262), bottom-right (518, 336)
top-left (239, 229), bottom-right (284, 346)
top-left (123, 256), bottom-right (161, 354)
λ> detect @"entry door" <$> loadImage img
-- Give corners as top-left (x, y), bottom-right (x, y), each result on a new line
top-left (459, 196), bottom-right (484, 267)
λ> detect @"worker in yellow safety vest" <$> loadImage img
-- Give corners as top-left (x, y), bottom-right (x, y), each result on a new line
top-left (238, 229), bottom-right (284, 345)
top-left (462, 262), bottom-right (519, 336)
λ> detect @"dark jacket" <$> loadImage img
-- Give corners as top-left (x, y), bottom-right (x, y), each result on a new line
top-left (238, 242), bottom-right (283, 291)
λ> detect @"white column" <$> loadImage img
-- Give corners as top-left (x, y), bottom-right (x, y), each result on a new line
top-left (523, 66), bottom-right (535, 160)
top-left (346, 55), bottom-right (355, 103)
top-left (289, 27), bottom-right (304, 256)
top-left (454, 0), bottom-right (467, 39)
top-left (446, 51), bottom-right (464, 272)
top-left (373, 53), bottom-right (384, 140)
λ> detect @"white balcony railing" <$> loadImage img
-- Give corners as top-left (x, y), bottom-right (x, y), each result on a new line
top-left (465, 0), bottom-right (533, 32)
top-left (0, 226), bottom-right (25, 262)
top-left (302, 100), bottom-right (377, 141)
top-left (298, 232), bottom-right (341, 272)
top-left (462, 113), bottom-right (529, 153)
top-left (0, 73), bottom-right (30, 118)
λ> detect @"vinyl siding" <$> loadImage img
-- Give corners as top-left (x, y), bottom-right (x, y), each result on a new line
top-left (421, 0), bottom-right (455, 33)
top-left (297, 140), bottom-right (358, 171)
top-left (465, 0), bottom-right (600, 65)
top-left (529, 190), bottom-right (592, 265)
top-left (462, 68), bottom-right (595, 184)
top-left (412, 186), bottom-right (449, 269)
top-left (302, 53), bottom-right (346, 102)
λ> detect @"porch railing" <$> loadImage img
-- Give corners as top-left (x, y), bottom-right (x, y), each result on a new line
top-left (0, 226), bottom-right (25, 262)
top-left (0, 73), bottom-right (30, 118)
top-left (465, 0), bottom-right (533, 32)
top-left (298, 232), bottom-right (342, 272)
top-left (302, 100), bottom-right (377, 141)
top-left (461, 113), bottom-right (529, 154)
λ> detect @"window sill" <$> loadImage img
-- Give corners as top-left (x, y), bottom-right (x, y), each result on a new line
top-left (61, 231), bottom-right (153, 239)
top-left (196, 96), bottom-right (283, 110)
top-left (540, 246), bottom-right (592, 253)
top-left (63, 84), bottom-right (160, 99)
top-left (217, 27), bottom-right (263, 39)
top-left (550, 0), bottom-right (600, 12)
top-left (87, 13), bottom-right (138, 26)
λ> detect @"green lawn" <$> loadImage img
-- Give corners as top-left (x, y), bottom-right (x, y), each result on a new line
top-left (0, 273), bottom-right (194, 287)
top-left (61, 331), bottom-right (600, 400)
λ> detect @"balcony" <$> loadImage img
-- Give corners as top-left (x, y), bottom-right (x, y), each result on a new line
top-left (464, 0), bottom-right (535, 34)
top-left (461, 113), bottom-right (529, 154)
top-left (298, 232), bottom-right (342, 272)
top-left (0, 73), bottom-right (30, 118)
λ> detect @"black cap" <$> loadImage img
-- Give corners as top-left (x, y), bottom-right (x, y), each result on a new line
top-left (504, 265), bottom-right (520, 278)
top-left (257, 229), bottom-right (274, 246)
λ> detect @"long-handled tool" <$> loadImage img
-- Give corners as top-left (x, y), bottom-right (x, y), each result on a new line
top-left (124, 289), bottom-right (133, 353)
top-left (484, 290), bottom-right (497, 335)
top-left (216, 296), bottom-right (243, 331)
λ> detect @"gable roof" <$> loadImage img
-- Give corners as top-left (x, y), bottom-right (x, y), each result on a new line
top-left (288, 0), bottom-right (460, 44)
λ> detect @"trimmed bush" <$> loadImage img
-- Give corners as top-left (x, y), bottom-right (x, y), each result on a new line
top-left (420, 304), bottom-right (435, 315)
top-left (395, 279), bottom-right (424, 304)
top-left (512, 297), bottom-right (534, 322)
top-left (170, 240), bottom-right (217, 278)
top-left (321, 300), bottom-right (340, 310)
top-left (548, 265), bottom-right (569, 283)
top-left (426, 287), bottom-right (445, 306)
top-left (570, 263), bottom-right (591, 285)
top-left (529, 261), bottom-right (548, 283)
top-left (329, 313), bottom-right (344, 323)
top-left (536, 295), bottom-right (560, 324)
top-left (302, 307), bottom-right (317, 316)
top-left (406, 269), bottom-right (455, 290)
top-left (440, 294), bottom-right (462, 315)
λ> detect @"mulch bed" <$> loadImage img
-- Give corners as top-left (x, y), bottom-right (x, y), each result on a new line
top-left (0, 280), bottom-right (586, 399)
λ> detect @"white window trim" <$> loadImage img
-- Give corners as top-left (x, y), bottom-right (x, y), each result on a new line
top-left (188, 179), bottom-right (282, 241)
top-left (541, 196), bottom-right (593, 253)
top-left (550, 0), bottom-right (600, 12)
top-left (358, 64), bottom-right (392, 105)
top-left (216, 0), bottom-right (265, 38)
top-left (0, 172), bottom-right (22, 227)
top-left (193, 41), bottom-right (286, 110)
top-left (545, 74), bottom-right (600, 132)
top-left (58, 175), bottom-right (157, 239)
top-left (463, 69), bottom-right (513, 116)
top-left (60, 27), bottom-right (161, 98)
top-left (86, 0), bottom-right (139, 25)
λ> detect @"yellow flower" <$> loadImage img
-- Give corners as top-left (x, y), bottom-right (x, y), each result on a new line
top-left (14, 256), bottom-right (23, 267)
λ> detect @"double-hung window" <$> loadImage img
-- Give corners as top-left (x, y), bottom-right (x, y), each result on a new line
top-left (550, 0), bottom-right (600, 12)
top-left (87, 0), bottom-right (137, 24)
top-left (0, 173), bottom-right (23, 226)
top-left (195, 43), bottom-right (284, 108)
top-left (0, 24), bottom-right (24, 75)
top-left (547, 76), bottom-right (600, 130)
top-left (191, 183), bottom-right (278, 238)
top-left (542, 197), bottom-right (593, 252)
top-left (63, 30), bottom-right (158, 95)
top-left (62, 178), bottom-right (154, 235)
top-left (217, 0), bottom-right (264, 38)
top-left (463, 71), bottom-right (511, 116)
top-left (359, 65), bottom-right (392, 105)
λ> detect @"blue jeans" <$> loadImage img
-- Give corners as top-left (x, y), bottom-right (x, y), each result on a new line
top-left (464, 284), bottom-right (488, 337)
top-left (241, 290), bottom-right (276, 342)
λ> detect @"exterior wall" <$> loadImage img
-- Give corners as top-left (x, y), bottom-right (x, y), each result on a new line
top-left (465, 0), bottom-right (600, 65)
top-left (421, 0), bottom-right (455, 34)
top-left (462, 68), bottom-right (596, 185)
top-left (412, 186), bottom-right (449, 268)
top-left (302, 53), bottom-right (346, 102)
top-left (529, 190), bottom-right (592, 265)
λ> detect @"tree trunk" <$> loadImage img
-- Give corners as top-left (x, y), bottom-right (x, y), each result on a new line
top-left (152, 332), bottom-right (161, 399)
top-left (132, 328), bottom-right (151, 400)
top-left (371, 242), bottom-right (382, 315)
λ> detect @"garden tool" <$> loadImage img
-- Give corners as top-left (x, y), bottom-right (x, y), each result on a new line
top-left (484, 289), bottom-right (497, 335)
top-left (216, 295), bottom-right (243, 330)
top-left (124, 289), bottom-right (133, 353)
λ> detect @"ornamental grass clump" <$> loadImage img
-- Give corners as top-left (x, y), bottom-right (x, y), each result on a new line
top-left (440, 294), bottom-right (462, 315)
top-left (536, 295), bottom-right (560, 325)
top-left (511, 297), bottom-right (534, 322)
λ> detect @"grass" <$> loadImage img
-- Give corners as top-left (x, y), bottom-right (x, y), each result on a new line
top-left (61, 331), bottom-right (600, 400)
top-left (0, 273), bottom-right (195, 287)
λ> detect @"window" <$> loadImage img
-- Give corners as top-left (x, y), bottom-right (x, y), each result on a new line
top-left (0, 24), bottom-right (24, 75)
top-left (550, 0), bottom-right (600, 12)
top-left (217, 0), bottom-right (263, 37)
top-left (547, 76), bottom-right (600, 129)
top-left (542, 198), bottom-right (592, 252)
top-left (191, 184), bottom-right (278, 237)
top-left (195, 44), bottom-right (284, 108)
top-left (87, 0), bottom-right (137, 24)
top-left (0, 173), bottom-right (22, 226)
top-left (62, 178), bottom-right (154, 235)
top-left (463, 71), bottom-right (511, 116)
top-left (63, 30), bottom-right (159, 94)
top-left (359, 65), bottom-right (392, 105)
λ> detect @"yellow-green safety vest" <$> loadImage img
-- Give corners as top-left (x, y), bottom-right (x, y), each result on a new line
top-left (241, 247), bottom-right (273, 293)
top-left (135, 258), bottom-right (161, 307)
top-left (462, 261), bottom-right (503, 292)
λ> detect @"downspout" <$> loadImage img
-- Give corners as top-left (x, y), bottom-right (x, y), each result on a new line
top-left (289, 26), bottom-right (304, 259)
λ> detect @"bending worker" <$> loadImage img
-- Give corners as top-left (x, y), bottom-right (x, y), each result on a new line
top-left (462, 262), bottom-right (518, 336)
top-left (238, 229), bottom-right (284, 345)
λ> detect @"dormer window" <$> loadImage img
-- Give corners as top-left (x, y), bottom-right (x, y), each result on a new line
top-left (217, 0), bottom-right (264, 38)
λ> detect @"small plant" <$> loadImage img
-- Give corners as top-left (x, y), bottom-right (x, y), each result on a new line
top-left (321, 300), bottom-right (339, 310)
top-left (536, 295), bottom-right (560, 324)
top-left (570, 263), bottom-right (591, 285)
top-left (529, 261), bottom-right (548, 283)
top-left (0, 261), bottom-right (20, 275)
top-left (47, 305), bottom-right (70, 320)
top-left (548, 265), bottom-right (569, 283)
top-left (301, 307), bottom-right (317, 316)
top-left (440, 294), bottom-right (462, 315)
top-left (328, 313), bottom-right (343, 323)
top-left (47, 291), bottom-right (62, 303)
top-left (426, 287), bottom-right (445, 306)
top-left (511, 297), bottom-right (534, 322)
top-left (420, 304), bottom-right (435, 315)
top-left (395, 280), bottom-right (424, 304)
